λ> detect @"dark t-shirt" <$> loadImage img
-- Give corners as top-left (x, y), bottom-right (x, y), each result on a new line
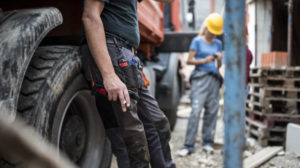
top-left (98, 0), bottom-right (140, 49)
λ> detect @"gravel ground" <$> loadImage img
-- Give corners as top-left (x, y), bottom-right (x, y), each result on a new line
top-left (170, 100), bottom-right (300, 168)
top-left (259, 152), bottom-right (300, 168)
top-left (170, 103), bottom-right (224, 168)
top-left (112, 93), bottom-right (300, 168)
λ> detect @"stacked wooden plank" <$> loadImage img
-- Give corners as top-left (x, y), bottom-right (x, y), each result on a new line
top-left (246, 67), bottom-right (300, 146)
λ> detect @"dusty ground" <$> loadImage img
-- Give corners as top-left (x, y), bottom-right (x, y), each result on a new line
top-left (170, 94), bottom-right (300, 168)
top-left (260, 152), bottom-right (300, 168)
top-left (170, 99), bottom-right (225, 168)
top-left (112, 92), bottom-right (300, 168)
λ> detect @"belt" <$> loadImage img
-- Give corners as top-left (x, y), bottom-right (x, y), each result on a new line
top-left (81, 37), bottom-right (136, 54)
top-left (106, 38), bottom-right (136, 54)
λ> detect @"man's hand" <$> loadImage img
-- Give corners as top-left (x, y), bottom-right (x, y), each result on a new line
top-left (103, 74), bottom-right (130, 112)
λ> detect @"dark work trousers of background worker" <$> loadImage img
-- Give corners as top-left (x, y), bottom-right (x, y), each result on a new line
top-left (80, 37), bottom-right (175, 168)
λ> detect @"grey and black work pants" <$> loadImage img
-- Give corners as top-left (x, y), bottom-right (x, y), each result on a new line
top-left (81, 39), bottom-right (174, 168)
top-left (184, 71), bottom-right (221, 152)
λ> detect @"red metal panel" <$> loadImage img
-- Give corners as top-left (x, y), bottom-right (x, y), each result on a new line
top-left (137, 0), bottom-right (182, 58)
top-left (138, 0), bottom-right (164, 46)
top-left (171, 0), bottom-right (182, 32)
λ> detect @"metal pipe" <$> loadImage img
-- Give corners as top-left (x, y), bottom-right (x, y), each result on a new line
top-left (287, 0), bottom-right (293, 66)
top-left (223, 0), bottom-right (246, 168)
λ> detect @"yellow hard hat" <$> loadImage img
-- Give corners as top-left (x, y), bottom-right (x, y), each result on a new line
top-left (205, 13), bottom-right (223, 35)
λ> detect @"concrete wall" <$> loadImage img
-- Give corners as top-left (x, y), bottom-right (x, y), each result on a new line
top-left (181, 0), bottom-right (225, 31)
top-left (247, 0), bottom-right (273, 67)
top-left (247, 1), bottom-right (256, 67)
top-left (194, 0), bottom-right (224, 31)
top-left (255, 0), bottom-right (273, 66)
top-left (286, 123), bottom-right (300, 155)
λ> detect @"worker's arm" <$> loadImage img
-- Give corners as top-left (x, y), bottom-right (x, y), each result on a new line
top-left (216, 52), bottom-right (222, 68)
top-left (82, 0), bottom-right (130, 112)
top-left (186, 50), bottom-right (214, 65)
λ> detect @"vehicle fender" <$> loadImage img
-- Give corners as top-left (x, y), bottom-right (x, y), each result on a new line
top-left (156, 53), bottom-right (180, 110)
top-left (0, 8), bottom-right (63, 120)
top-left (145, 53), bottom-right (169, 81)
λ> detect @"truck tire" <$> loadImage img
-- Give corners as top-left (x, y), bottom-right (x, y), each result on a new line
top-left (163, 73), bottom-right (180, 130)
top-left (17, 46), bottom-right (111, 168)
top-left (154, 53), bottom-right (181, 130)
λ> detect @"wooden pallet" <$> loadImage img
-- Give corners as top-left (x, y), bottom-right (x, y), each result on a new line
top-left (246, 118), bottom-right (285, 147)
top-left (249, 77), bottom-right (300, 88)
top-left (250, 67), bottom-right (300, 78)
top-left (246, 99), bottom-right (299, 115)
top-left (245, 107), bottom-right (300, 118)
top-left (246, 109), bottom-right (300, 127)
top-left (248, 94), bottom-right (300, 107)
top-left (249, 85), bottom-right (300, 99)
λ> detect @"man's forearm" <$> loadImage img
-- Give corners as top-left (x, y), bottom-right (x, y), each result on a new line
top-left (82, 14), bottom-right (115, 78)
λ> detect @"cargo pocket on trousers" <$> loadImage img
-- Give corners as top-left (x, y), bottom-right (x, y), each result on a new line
top-left (116, 47), bottom-right (140, 90)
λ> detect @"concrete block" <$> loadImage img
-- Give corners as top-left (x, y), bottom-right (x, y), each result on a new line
top-left (286, 123), bottom-right (300, 155)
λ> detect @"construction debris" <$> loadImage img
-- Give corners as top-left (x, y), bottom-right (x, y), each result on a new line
top-left (286, 123), bottom-right (300, 155)
top-left (171, 101), bottom-right (300, 168)
top-left (243, 146), bottom-right (283, 168)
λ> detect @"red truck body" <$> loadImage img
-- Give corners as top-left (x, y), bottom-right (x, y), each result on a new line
top-left (1, 0), bottom-right (182, 50)
top-left (138, 0), bottom-right (182, 57)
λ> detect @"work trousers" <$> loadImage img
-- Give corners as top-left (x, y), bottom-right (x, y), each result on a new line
top-left (184, 72), bottom-right (221, 151)
top-left (81, 40), bottom-right (174, 168)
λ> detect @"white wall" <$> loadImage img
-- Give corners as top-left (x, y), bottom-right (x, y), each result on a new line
top-left (256, 0), bottom-right (273, 66)
top-left (247, 0), bottom-right (273, 67)
top-left (194, 0), bottom-right (225, 31)
top-left (181, 0), bottom-right (225, 31)
top-left (247, 1), bottom-right (256, 67)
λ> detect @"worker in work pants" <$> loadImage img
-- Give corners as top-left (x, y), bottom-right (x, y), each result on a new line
top-left (137, 84), bottom-right (174, 168)
top-left (184, 71), bottom-right (221, 152)
top-left (81, 38), bottom-right (174, 168)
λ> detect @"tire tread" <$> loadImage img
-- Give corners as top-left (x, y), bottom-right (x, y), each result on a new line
top-left (17, 46), bottom-right (77, 117)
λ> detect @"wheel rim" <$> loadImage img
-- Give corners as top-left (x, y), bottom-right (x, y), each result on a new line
top-left (60, 99), bottom-right (87, 163)
top-left (51, 76), bottom-right (106, 167)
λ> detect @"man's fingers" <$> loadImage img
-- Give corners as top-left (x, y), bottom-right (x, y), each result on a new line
top-left (118, 91), bottom-right (127, 112)
top-left (112, 91), bottom-right (118, 101)
top-left (123, 89), bottom-right (130, 108)
top-left (107, 92), bottom-right (112, 101)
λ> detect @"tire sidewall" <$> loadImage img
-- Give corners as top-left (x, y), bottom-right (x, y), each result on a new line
top-left (21, 46), bottom-right (111, 168)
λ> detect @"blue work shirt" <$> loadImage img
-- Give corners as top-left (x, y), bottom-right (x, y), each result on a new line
top-left (189, 36), bottom-right (222, 74)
